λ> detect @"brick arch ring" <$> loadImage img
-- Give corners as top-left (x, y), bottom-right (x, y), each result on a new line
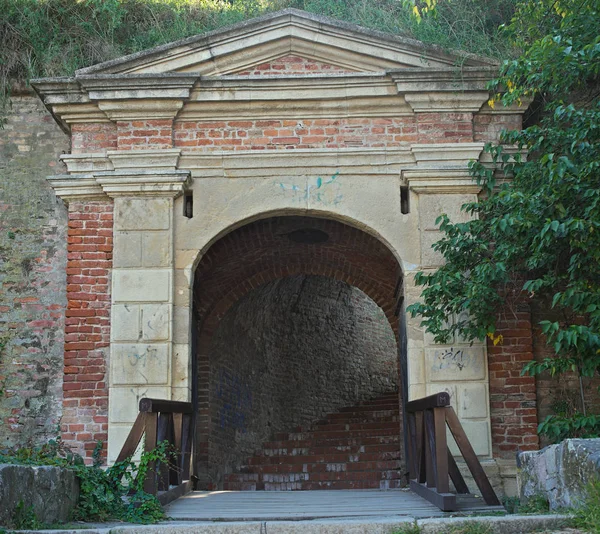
top-left (192, 214), bottom-right (404, 342)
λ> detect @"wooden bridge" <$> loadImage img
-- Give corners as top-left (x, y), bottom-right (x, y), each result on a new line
top-left (118, 394), bottom-right (504, 520)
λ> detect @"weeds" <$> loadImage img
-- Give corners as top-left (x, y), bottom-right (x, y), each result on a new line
top-left (447, 522), bottom-right (493, 534)
top-left (0, 438), bottom-right (175, 525)
top-left (573, 478), bottom-right (600, 534)
top-left (391, 522), bottom-right (421, 534)
top-left (518, 494), bottom-right (550, 515)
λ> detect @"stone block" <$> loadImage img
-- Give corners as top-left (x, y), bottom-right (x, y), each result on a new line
top-left (173, 305), bottom-right (191, 344)
top-left (143, 230), bottom-right (171, 267)
top-left (461, 420), bottom-right (491, 457)
top-left (141, 304), bottom-right (170, 341)
top-left (171, 386), bottom-right (192, 402)
top-left (425, 346), bottom-right (486, 381)
top-left (420, 230), bottom-right (445, 267)
top-left (107, 423), bottom-right (135, 465)
top-left (111, 304), bottom-right (140, 342)
top-left (418, 193), bottom-right (476, 231)
top-left (173, 343), bottom-right (191, 389)
top-left (110, 343), bottom-right (170, 385)
top-left (407, 350), bottom-right (425, 385)
top-left (459, 383), bottom-right (489, 419)
top-left (113, 231), bottom-right (142, 268)
top-left (426, 383), bottom-right (458, 408)
top-left (519, 438), bottom-right (600, 509)
top-left (108, 386), bottom-right (163, 423)
top-left (113, 269), bottom-right (171, 302)
top-left (115, 197), bottom-right (171, 231)
top-left (408, 383), bottom-right (426, 401)
top-left (109, 385), bottom-right (171, 423)
top-left (0, 465), bottom-right (79, 525)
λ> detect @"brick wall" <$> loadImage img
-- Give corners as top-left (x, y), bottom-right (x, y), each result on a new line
top-left (193, 216), bottom-right (402, 487)
top-left (174, 118), bottom-right (418, 150)
top-left (207, 275), bottom-right (398, 489)
top-left (233, 55), bottom-right (357, 76)
top-left (117, 120), bottom-right (173, 150)
top-left (488, 304), bottom-right (539, 458)
top-left (62, 201), bottom-right (113, 461)
top-left (71, 123), bottom-right (117, 154)
top-left (416, 112), bottom-right (473, 143)
top-left (530, 300), bottom-right (600, 448)
top-left (474, 113), bottom-right (522, 143)
top-left (0, 94), bottom-right (69, 447)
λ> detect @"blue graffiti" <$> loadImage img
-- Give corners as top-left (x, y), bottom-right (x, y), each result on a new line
top-left (278, 172), bottom-right (342, 205)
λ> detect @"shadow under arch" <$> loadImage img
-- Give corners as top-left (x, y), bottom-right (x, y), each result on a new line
top-left (190, 212), bottom-right (409, 489)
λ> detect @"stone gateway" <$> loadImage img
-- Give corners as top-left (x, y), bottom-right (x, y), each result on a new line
top-left (5, 9), bottom-right (539, 493)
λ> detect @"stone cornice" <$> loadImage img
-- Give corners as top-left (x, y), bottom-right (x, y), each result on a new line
top-left (107, 149), bottom-right (182, 170)
top-left (411, 143), bottom-right (484, 167)
top-left (47, 174), bottom-right (108, 202)
top-left (403, 168), bottom-right (482, 194)
top-left (389, 68), bottom-right (495, 113)
top-left (77, 74), bottom-right (198, 100)
top-left (389, 67), bottom-right (495, 92)
top-left (48, 168), bottom-right (191, 203)
top-left (95, 170), bottom-right (191, 197)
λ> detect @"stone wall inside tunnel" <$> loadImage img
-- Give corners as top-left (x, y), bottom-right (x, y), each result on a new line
top-left (205, 275), bottom-right (398, 489)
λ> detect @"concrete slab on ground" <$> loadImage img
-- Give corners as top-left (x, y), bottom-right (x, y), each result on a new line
top-left (15, 515), bottom-right (574, 534)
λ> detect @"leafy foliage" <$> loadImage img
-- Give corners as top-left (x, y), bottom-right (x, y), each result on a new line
top-left (407, 0), bottom-right (600, 440)
top-left (0, 438), bottom-right (175, 524)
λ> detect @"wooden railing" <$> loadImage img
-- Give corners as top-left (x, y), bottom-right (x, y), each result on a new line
top-left (116, 398), bottom-right (193, 496)
top-left (406, 392), bottom-right (500, 511)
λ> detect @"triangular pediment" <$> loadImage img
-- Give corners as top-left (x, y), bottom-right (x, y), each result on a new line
top-left (76, 9), bottom-right (495, 77)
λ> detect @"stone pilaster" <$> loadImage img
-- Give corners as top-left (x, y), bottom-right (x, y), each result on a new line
top-left (96, 169), bottom-right (190, 463)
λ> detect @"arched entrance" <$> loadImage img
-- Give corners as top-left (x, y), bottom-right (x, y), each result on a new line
top-left (191, 215), bottom-right (406, 490)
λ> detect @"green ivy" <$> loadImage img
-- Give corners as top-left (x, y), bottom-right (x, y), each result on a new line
top-left (407, 0), bottom-right (600, 441)
top-left (0, 438), bottom-right (174, 525)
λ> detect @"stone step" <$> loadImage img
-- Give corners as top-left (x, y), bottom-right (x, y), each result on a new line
top-left (276, 427), bottom-right (400, 441)
top-left (223, 479), bottom-right (405, 491)
top-left (226, 468), bottom-right (403, 484)
top-left (262, 434), bottom-right (400, 450)
top-left (323, 410), bottom-right (399, 423)
top-left (258, 442), bottom-right (401, 458)
top-left (308, 421), bottom-right (401, 432)
top-left (239, 460), bottom-right (402, 474)
top-left (248, 450), bottom-right (401, 466)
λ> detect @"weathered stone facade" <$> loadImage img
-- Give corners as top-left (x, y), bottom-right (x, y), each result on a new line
top-left (0, 92), bottom-right (68, 447)
top-left (0, 8), bottom-right (564, 492)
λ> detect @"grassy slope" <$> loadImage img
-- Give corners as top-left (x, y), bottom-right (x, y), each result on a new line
top-left (0, 0), bottom-right (518, 86)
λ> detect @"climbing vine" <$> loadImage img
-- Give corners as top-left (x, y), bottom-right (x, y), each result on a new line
top-left (407, 0), bottom-right (600, 441)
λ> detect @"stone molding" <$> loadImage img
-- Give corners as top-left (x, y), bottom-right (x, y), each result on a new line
top-left (29, 10), bottom-right (511, 131)
top-left (48, 169), bottom-right (191, 202)
top-left (74, 9), bottom-right (494, 76)
top-left (403, 169), bottom-right (482, 194)
top-left (52, 144), bottom-right (489, 201)
top-left (411, 143), bottom-right (484, 166)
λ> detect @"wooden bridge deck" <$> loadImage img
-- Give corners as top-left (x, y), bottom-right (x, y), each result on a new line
top-left (165, 489), bottom-right (505, 521)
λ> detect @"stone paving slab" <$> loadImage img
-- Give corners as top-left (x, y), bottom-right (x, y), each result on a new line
top-left (14, 514), bottom-right (573, 534)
